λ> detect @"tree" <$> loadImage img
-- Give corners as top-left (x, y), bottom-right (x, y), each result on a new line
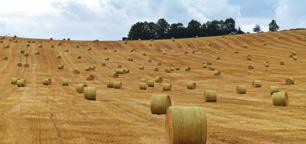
top-left (156, 18), bottom-right (170, 39)
top-left (128, 22), bottom-right (145, 40)
top-left (253, 25), bottom-right (261, 33)
top-left (236, 27), bottom-right (245, 34)
top-left (127, 22), bottom-right (157, 40)
top-left (269, 20), bottom-right (279, 32)
top-left (168, 23), bottom-right (186, 38)
top-left (186, 20), bottom-right (202, 37)
top-left (224, 18), bottom-right (237, 34)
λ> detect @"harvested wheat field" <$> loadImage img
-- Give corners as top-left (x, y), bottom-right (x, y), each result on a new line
top-left (0, 30), bottom-right (306, 144)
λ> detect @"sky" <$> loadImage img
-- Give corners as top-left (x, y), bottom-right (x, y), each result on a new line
top-left (0, 0), bottom-right (305, 40)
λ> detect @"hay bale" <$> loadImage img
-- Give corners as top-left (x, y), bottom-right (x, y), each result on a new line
top-left (117, 65), bottom-right (122, 68)
top-left (175, 67), bottom-right (180, 71)
top-left (208, 66), bottom-right (215, 71)
top-left (90, 66), bottom-right (96, 71)
top-left (148, 59), bottom-right (152, 63)
top-left (139, 66), bottom-right (144, 70)
top-left (202, 64), bottom-right (207, 68)
top-left (285, 78), bottom-right (295, 85)
top-left (88, 48), bottom-right (92, 51)
top-left (42, 78), bottom-right (52, 86)
top-left (17, 63), bottom-right (22, 67)
top-left (252, 80), bottom-right (262, 88)
top-left (280, 61), bottom-right (285, 65)
top-left (128, 58), bottom-right (133, 61)
top-left (216, 57), bottom-right (221, 60)
top-left (65, 49), bottom-right (69, 52)
top-left (162, 83), bottom-right (172, 91)
top-left (213, 70), bottom-right (221, 76)
top-left (112, 72), bottom-right (119, 78)
top-left (154, 67), bottom-right (159, 72)
top-left (24, 53), bottom-right (29, 57)
top-left (58, 65), bottom-right (64, 70)
top-left (34, 51), bottom-right (40, 55)
top-left (155, 76), bottom-right (163, 83)
top-left (139, 82), bottom-right (147, 90)
top-left (105, 57), bottom-right (110, 61)
top-left (270, 86), bottom-right (280, 95)
top-left (85, 66), bottom-right (91, 71)
top-left (56, 55), bottom-right (61, 59)
top-left (166, 106), bottom-right (207, 144)
top-left (77, 56), bottom-right (82, 59)
top-left (107, 80), bottom-right (114, 88)
top-left (147, 80), bottom-right (155, 87)
top-left (3, 56), bottom-right (8, 60)
top-left (204, 90), bottom-right (217, 102)
top-left (248, 65), bottom-right (254, 70)
top-left (272, 91), bottom-right (288, 106)
top-left (246, 55), bottom-right (252, 61)
top-left (11, 77), bottom-right (18, 85)
top-left (187, 81), bottom-right (196, 89)
top-left (16, 79), bottom-right (25, 87)
top-left (236, 85), bottom-right (247, 94)
top-left (62, 80), bottom-right (69, 86)
top-left (113, 81), bottom-right (122, 89)
top-left (73, 69), bottom-right (80, 74)
top-left (86, 74), bottom-right (95, 81)
top-left (264, 62), bottom-right (269, 68)
top-left (185, 67), bottom-right (191, 71)
top-left (76, 84), bottom-right (87, 93)
top-left (165, 68), bottom-right (171, 73)
top-left (101, 63), bottom-right (106, 66)
top-left (23, 63), bottom-right (30, 68)
top-left (84, 87), bottom-right (96, 101)
top-left (115, 68), bottom-right (128, 74)
top-left (150, 94), bottom-right (171, 115)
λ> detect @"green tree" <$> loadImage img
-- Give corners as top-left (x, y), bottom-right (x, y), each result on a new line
top-left (236, 27), bottom-right (245, 34)
top-left (269, 20), bottom-right (279, 32)
top-left (253, 25), bottom-right (261, 33)
top-left (224, 18), bottom-right (237, 34)
top-left (168, 23), bottom-right (186, 38)
top-left (156, 18), bottom-right (170, 39)
top-left (186, 20), bottom-right (202, 37)
top-left (128, 22), bottom-right (145, 40)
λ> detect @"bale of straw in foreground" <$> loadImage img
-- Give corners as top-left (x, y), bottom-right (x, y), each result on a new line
top-left (155, 76), bottom-right (163, 83)
top-left (42, 78), bottom-right (52, 86)
top-left (187, 81), bottom-right (196, 89)
top-left (113, 81), bottom-right (122, 89)
top-left (285, 78), bottom-right (295, 85)
top-left (11, 77), bottom-right (18, 85)
top-left (272, 91), bottom-right (288, 106)
top-left (163, 83), bottom-right (172, 91)
top-left (16, 79), bottom-right (25, 87)
top-left (204, 90), bottom-right (217, 102)
top-left (150, 94), bottom-right (171, 115)
top-left (107, 80), bottom-right (114, 88)
top-left (84, 87), bottom-right (96, 100)
top-left (139, 82), bottom-right (147, 90)
top-left (236, 85), bottom-right (247, 94)
top-left (270, 86), bottom-right (280, 95)
top-left (58, 65), bottom-right (64, 70)
top-left (76, 84), bottom-right (87, 93)
top-left (166, 106), bottom-right (207, 144)
top-left (213, 70), bottom-right (221, 76)
top-left (252, 80), bottom-right (262, 88)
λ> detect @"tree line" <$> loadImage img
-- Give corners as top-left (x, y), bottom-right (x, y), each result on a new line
top-left (127, 18), bottom-right (280, 40)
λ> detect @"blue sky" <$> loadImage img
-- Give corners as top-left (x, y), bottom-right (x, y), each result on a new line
top-left (0, 0), bottom-right (305, 40)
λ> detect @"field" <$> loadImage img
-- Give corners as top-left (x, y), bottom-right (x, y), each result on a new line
top-left (0, 30), bottom-right (306, 144)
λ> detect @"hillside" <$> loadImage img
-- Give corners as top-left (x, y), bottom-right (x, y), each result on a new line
top-left (0, 30), bottom-right (306, 144)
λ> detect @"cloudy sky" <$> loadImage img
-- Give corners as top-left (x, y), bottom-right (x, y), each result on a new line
top-left (0, 0), bottom-right (305, 40)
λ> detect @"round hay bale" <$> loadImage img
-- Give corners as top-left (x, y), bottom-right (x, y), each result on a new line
top-left (147, 80), bottom-right (155, 87)
top-left (139, 66), bottom-right (144, 70)
top-left (65, 49), bottom-right (69, 52)
top-left (101, 63), bottom-right (106, 66)
top-left (23, 63), bottom-right (30, 68)
top-left (148, 59), bottom-right (152, 63)
top-left (285, 78), bottom-right (295, 85)
top-left (165, 68), bottom-right (171, 73)
top-left (162, 83), bottom-right (172, 91)
top-left (113, 49), bottom-right (117, 52)
top-left (154, 67), bottom-right (159, 72)
top-left (187, 81), bottom-right (196, 90)
top-left (248, 65), bottom-right (254, 70)
top-left (115, 68), bottom-right (125, 74)
top-left (185, 67), bottom-right (191, 71)
top-left (77, 56), bottom-right (82, 59)
top-left (175, 67), bottom-right (180, 71)
top-left (89, 66), bottom-right (96, 71)
top-left (204, 90), bottom-right (217, 102)
top-left (24, 53), bottom-right (29, 57)
top-left (62, 80), bottom-right (69, 86)
top-left (85, 66), bottom-right (91, 71)
top-left (86, 74), bottom-right (95, 81)
top-left (128, 58), bottom-right (133, 61)
top-left (88, 48), bottom-right (92, 51)
top-left (213, 70), bottom-right (221, 76)
top-left (34, 51), bottom-right (40, 55)
top-left (58, 65), bottom-right (64, 70)
top-left (155, 76), bottom-right (163, 83)
top-left (166, 106), bottom-right (207, 144)
top-left (107, 80), bottom-right (114, 88)
top-left (113, 81), bottom-right (122, 89)
top-left (11, 77), bottom-right (18, 85)
top-left (236, 85), bottom-right (247, 94)
top-left (105, 57), bottom-right (110, 61)
top-left (202, 64), bottom-right (207, 68)
top-left (280, 61), bottom-right (285, 65)
top-left (117, 65), bottom-right (122, 68)
top-left (270, 86), bottom-right (280, 95)
top-left (16, 79), bottom-right (25, 87)
top-left (3, 56), bottom-right (8, 60)
top-left (17, 63), bottom-right (22, 67)
top-left (216, 57), bottom-right (221, 60)
top-left (139, 82), bottom-right (147, 90)
top-left (76, 84), bottom-right (87, 93)
top-left (56, 55), bottom-right (61, 59)
top-left (252, 80), bottom-right (262, 88)
top-left (73, 69), bottom-right (80, 74)
top-left (246, 55), bottom-right (252, 61)
top-left (264, 63), bottom-right (269, 68)
top-left (84, 87), bottom-right (96, 101)
top-left (272, 91), bottom-right (288, 106)
top-left (150, 94), bottom-right (171, 115)
top-left (42, 78), bottom-right (52, 86)
top-left (112, 72), bottom-right (119, 78)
